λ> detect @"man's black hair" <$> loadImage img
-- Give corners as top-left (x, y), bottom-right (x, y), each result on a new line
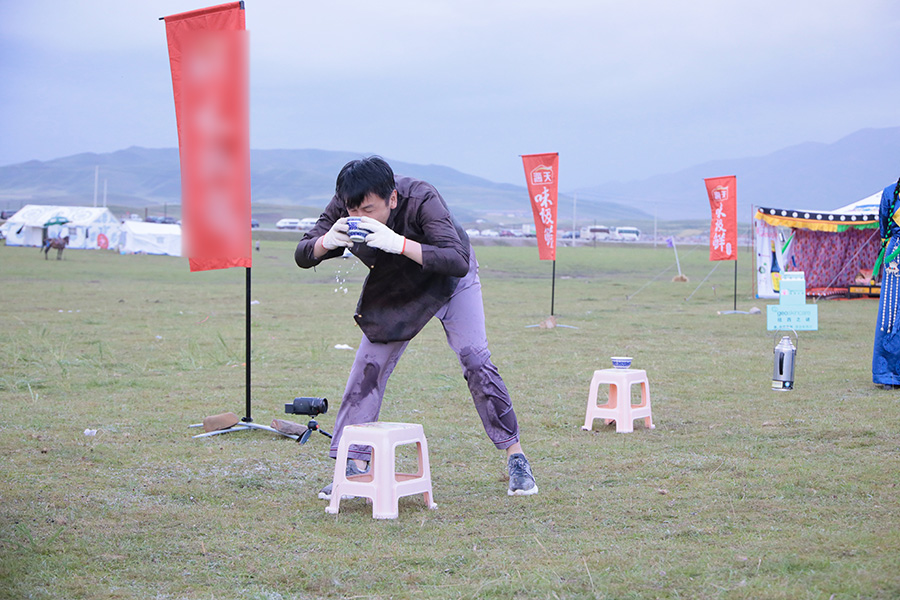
top-left (335, 156), bottom-right (396, 209)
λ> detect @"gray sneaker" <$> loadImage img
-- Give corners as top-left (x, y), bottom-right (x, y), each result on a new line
top-left (507, 453), bottom-right (538, 496)
top-left (318, 459), bottom-right (369, 500)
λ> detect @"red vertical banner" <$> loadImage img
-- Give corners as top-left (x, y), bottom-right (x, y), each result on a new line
top-left (164, 2), bottom-right (251, 272)
top-left (704, 175), bottom-right (738, 261)
top-left (522, 153), bottom-right (559, 261)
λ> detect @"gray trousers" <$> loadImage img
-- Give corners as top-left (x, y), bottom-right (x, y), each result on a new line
top-left (329, 254), bottom-right (520, 461)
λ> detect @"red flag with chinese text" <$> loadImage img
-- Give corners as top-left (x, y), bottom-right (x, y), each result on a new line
top-left (704, 175), bottom-right (738, 261)
top-left (522, 153), bottom-right (559, 261)
top-left (164, 2), bottom-right (251, 272)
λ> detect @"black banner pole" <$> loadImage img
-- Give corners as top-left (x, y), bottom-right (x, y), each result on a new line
top-left (243, 266), bottom-right (252, 423)
top-left (191, 265), bottom-right (300, 438)
top-left (733, 260), bottom-right (738, 311)
top-left (551, 260), bottom-right (556, 316)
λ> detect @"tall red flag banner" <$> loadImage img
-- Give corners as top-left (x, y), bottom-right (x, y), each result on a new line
top-left (522, 153), bottom-right (559, 261)
top-left (164, 2), bottom-right (251, 272)
top-left (704, 175), bottom-right (738, 261)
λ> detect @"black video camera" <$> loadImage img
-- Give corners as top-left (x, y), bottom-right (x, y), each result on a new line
top-left (285, 396), bottom-right (328, 417)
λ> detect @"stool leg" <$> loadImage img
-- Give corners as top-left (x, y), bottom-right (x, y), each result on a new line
top-left (582, 373), bottom-right (602, 430)
top-left (371, 443), bottom-right (399, 519)
top-left (615, 382), bottom-right (634, 433)
top-left (325, 437), bottom-right (352, 515)
top-left (641, 380), bottom-right (655, 430)
top-left (416, 439), bottom-right (438, 510)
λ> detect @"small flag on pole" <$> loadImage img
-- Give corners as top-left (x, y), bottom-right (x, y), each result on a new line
top-left (704, 175), bottom-right (738, 262)
top-left (521, 153), bottom-right (559, 261)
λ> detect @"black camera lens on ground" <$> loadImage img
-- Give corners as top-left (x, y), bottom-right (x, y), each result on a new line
top-left (284, 397), bottom-right (332, 444)
top-left (285, 396), bottom-right (328, 417)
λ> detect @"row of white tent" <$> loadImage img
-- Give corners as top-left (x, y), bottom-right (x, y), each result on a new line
top-left (0, 205), bottom-right (182, 256)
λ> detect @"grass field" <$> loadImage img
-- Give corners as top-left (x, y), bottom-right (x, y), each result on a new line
top-left (1, 240), bottom-right (898, 600)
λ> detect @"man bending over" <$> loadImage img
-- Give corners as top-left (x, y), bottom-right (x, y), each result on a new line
top-left (294, 156), bottom-right (537, 498)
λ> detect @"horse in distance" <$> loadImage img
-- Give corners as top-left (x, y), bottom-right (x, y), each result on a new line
top-left (43, 236), bottom-right (69, 260)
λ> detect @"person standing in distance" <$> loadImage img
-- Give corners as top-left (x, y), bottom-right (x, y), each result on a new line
top-left (294, 156), bottom-right (537, 498)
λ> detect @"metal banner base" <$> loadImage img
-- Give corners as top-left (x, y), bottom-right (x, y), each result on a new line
top-left (188, 421), bottom-right (299, 440)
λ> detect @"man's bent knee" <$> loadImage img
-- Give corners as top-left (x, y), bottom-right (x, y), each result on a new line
top-left (458, 345), bottom-right (491, 374)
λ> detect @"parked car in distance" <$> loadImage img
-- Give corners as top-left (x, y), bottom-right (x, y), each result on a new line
top-left (276, 218), bottom-right (302, 229)
top-left (250, 219), bottom-right (259, 228)
top-left (581, 225), bottom-right (611, 241)
top-left (146, 216), bottom-right (178, 224)
top-left (614, 226), bottom-right (641, 241)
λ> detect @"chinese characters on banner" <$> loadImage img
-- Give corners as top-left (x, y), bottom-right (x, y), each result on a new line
top-left (164, 2), bottom-right (251, 272)
top-left (704, 175), bottom-right (738, 261)
top-left (521, 153), bottom-right (559, 261)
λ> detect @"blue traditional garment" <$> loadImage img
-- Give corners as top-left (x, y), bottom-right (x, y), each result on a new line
top-left (872, 182), bottom-right (900, 386)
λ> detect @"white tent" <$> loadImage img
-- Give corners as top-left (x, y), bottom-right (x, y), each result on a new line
top-left (118, 221), bottom-right (182, 256)
top-left (1, 204), bottom-right (123, 250)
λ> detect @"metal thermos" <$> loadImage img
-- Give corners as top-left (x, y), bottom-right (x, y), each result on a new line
top-left (772, 334), bottom-right (797, 391)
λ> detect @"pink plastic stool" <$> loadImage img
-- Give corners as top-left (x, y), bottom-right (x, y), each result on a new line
top-left (326, 422), bottom-right (438, 519)
top-left (582, 368), bottom-right (655, 433)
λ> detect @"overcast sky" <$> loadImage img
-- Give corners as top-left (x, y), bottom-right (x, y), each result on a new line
top-left (1, 1), bottom-right (897, 190)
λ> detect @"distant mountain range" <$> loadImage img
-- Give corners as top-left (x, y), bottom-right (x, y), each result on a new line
top-left (1, 127), bottom-right (897, 223)
top-left (0, 147), bottom-right (645, 224)
top-left (573, 127), bottom-right (900, 220)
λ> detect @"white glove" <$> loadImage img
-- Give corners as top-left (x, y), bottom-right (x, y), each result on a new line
top-left (360, 217), bottom-right (406, 254)
top-left (320, 218), bottom-right (353, 250)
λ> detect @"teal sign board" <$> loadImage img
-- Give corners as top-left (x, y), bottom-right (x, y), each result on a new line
top-left (767, 304), bottom-right (818, 331)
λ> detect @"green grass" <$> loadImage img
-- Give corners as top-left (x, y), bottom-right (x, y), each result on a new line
top-left (1, 240), bottom-right (898, 599)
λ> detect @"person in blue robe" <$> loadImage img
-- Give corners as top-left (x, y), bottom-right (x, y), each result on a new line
top-left (872, 180), bottom-right (900, 389)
